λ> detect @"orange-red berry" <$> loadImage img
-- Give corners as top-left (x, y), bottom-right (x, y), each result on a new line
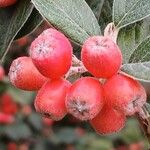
top-left (0, 93), bottom-right (18, 115)
top-left (66, 77), bottom-right (104, 120)
top-left (0, 65), bottom-right (5, 81)
top-left (0, 0), bottom-right (17, 7)
top-left (8, 56), bottom-right (48, 91)
top-left (81, 36), bottom-right (122, 78)
top-left (29, 28), bottom-right (73, 79)
top-left (103, 74), bottom-right (147, 116)
top-left (7, 142), bottom-right (17, 150)
top-left (35, 78), bottom-right (71, 121)
top-left (0, 113), bottom-right (14, 124)
top-left (90, 106), bottom-right (126, 135)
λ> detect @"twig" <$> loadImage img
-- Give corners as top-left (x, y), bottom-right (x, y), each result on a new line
top-left (65, 55), bottom-right (87, 79)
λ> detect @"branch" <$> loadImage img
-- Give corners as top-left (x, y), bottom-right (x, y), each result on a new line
top-left (65, 55), bottom-right (87, 79)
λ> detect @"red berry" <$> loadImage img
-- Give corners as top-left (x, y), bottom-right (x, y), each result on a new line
top-left (0, 0), bottom-right (17, 7)
top-left (35, 78), bottom-right (71, 121)
top-left (90, 106), bottom-right (126, 135)
top-left (66, 77), bottom-right (104, 121)
top-left (7, 142), bottom-right (17, 150)
top-left (8, 56), bottom-right (48, 91)
top-left (0, 65), bottom-right (5, 81)
top-left (103, 74), bottom-right (147, 116)
top-left (0, 93), bottom-right (18, 115)
top-left (81, 36), bottom-right (122, 78)
top-left (0, 113), bottom-right (14, 124)
top-left (29, 28), bottom-right (73, 79)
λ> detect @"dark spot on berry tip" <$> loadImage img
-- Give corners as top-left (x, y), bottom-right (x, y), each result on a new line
top-left (69, 99), bottom-right (89, 116)
top-left (42, 112), bottom-right (52, 118)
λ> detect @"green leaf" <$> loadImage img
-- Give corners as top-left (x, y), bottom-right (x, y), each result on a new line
top-left (76, 133), bottom-right (112, 150)
top-left (98, 0), bottom-right (113, 32)
top-left (129, 36), bottom-right (150, 63)
top-left (15, 8), bottom-right (43, 40)
top-left (4, 122), bottom-right (32, 140)
top-left (32, 140), bottom-right (46, 150)
top-left (118, 17), bottom-right (150, 63)
top-left (53, 128), bottom-right (79, 144)
top-left (121, 62), bottom-right (150, 81)
top-left (28, 113), bottom-right (43, 131)
top-left (0, 0), bottom-right (34, 60)
top-left (7, 85), bottom-right (34, 104)
top-left (119, 119), bottom-right (144, 143)
top-left (0, 143), bottom-right (6, 150)
top-left (31, 0), bottom-right (101, 45)
top-left (85, 0), bottom-right (105, 20)
top-left (113, 0), bottom-right (150, 28)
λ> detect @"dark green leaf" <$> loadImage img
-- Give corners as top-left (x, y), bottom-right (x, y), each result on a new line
top-left (118, 17), bottom-right (150, 63)
top-left (98, 0), bottom-right (113, 32)
top-left (31, 0), bottom-right (101, 45)
top-left (0, 0), bottom-right (34, 60)
top-left (7, 85), bottom-right (34, 104)
top-left (121, 62), bottom-right (150, 81)
top-left (54, 128), bottom-right (79, 144)
top-left (129, 36), bottom-right (150, 63)
top-left (15, 8), bottom-right (43, 40)
top-left (119, 119), bottom-right (144, 143)
top-left (4, 122), bottom-right (32, 140)
top-left (85, 0), bottom-right (105, 20)
top-left (113, 0), bottom-right (150, 28)
top-left (32, 140), bottom-right (46, 150)
top-left (28, 113), bottom-right (43, 131)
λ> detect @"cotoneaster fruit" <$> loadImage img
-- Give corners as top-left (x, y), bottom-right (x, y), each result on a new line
top-left (29, 28), bottom-right (73, 79)
top-left (34, 78), bottom-right (71, 121)
top-left (103, 74), bottom-right (147, 116)
top-left (0, 93), bottom-right (18, 115)
top-left (90, 106), bottom-right (126, 135)
top-left (0, 113), bottom-right (14, 124)
top-left (66, 77), bottom-right (104, 121)
top-left (81, 36), bottom-right (122, 78)
top-left (0, 0), bottom-right (17, 7)
top-left (0, 65), bottom-right (5, 81)
top-left (8, 56), bottom-right (47, 91)
top-left (7, 143), bottom-right (17, 150)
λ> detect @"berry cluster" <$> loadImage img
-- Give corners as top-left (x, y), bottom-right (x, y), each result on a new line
top-left (9, 28), bottom-right (147, 135)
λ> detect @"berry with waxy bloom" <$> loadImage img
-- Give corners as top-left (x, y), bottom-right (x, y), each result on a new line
top-left (35, 78), bottom-right (71, 121)
top-left (103, 74), bottom-right (147, 116)
top-left (90, 106), bottom-right (126, 135)
top-left (8, 56), bottom-right (48, 91)
top-left (29, 28), bottom-right (73, 79)
top-left (66, 77), bottom-right (104, 121)
top-left (81, 36), bottom-right (122, 78)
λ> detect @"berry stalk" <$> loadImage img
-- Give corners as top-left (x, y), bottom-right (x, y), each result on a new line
top-left (65, 55), bottom-right (87, 79)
